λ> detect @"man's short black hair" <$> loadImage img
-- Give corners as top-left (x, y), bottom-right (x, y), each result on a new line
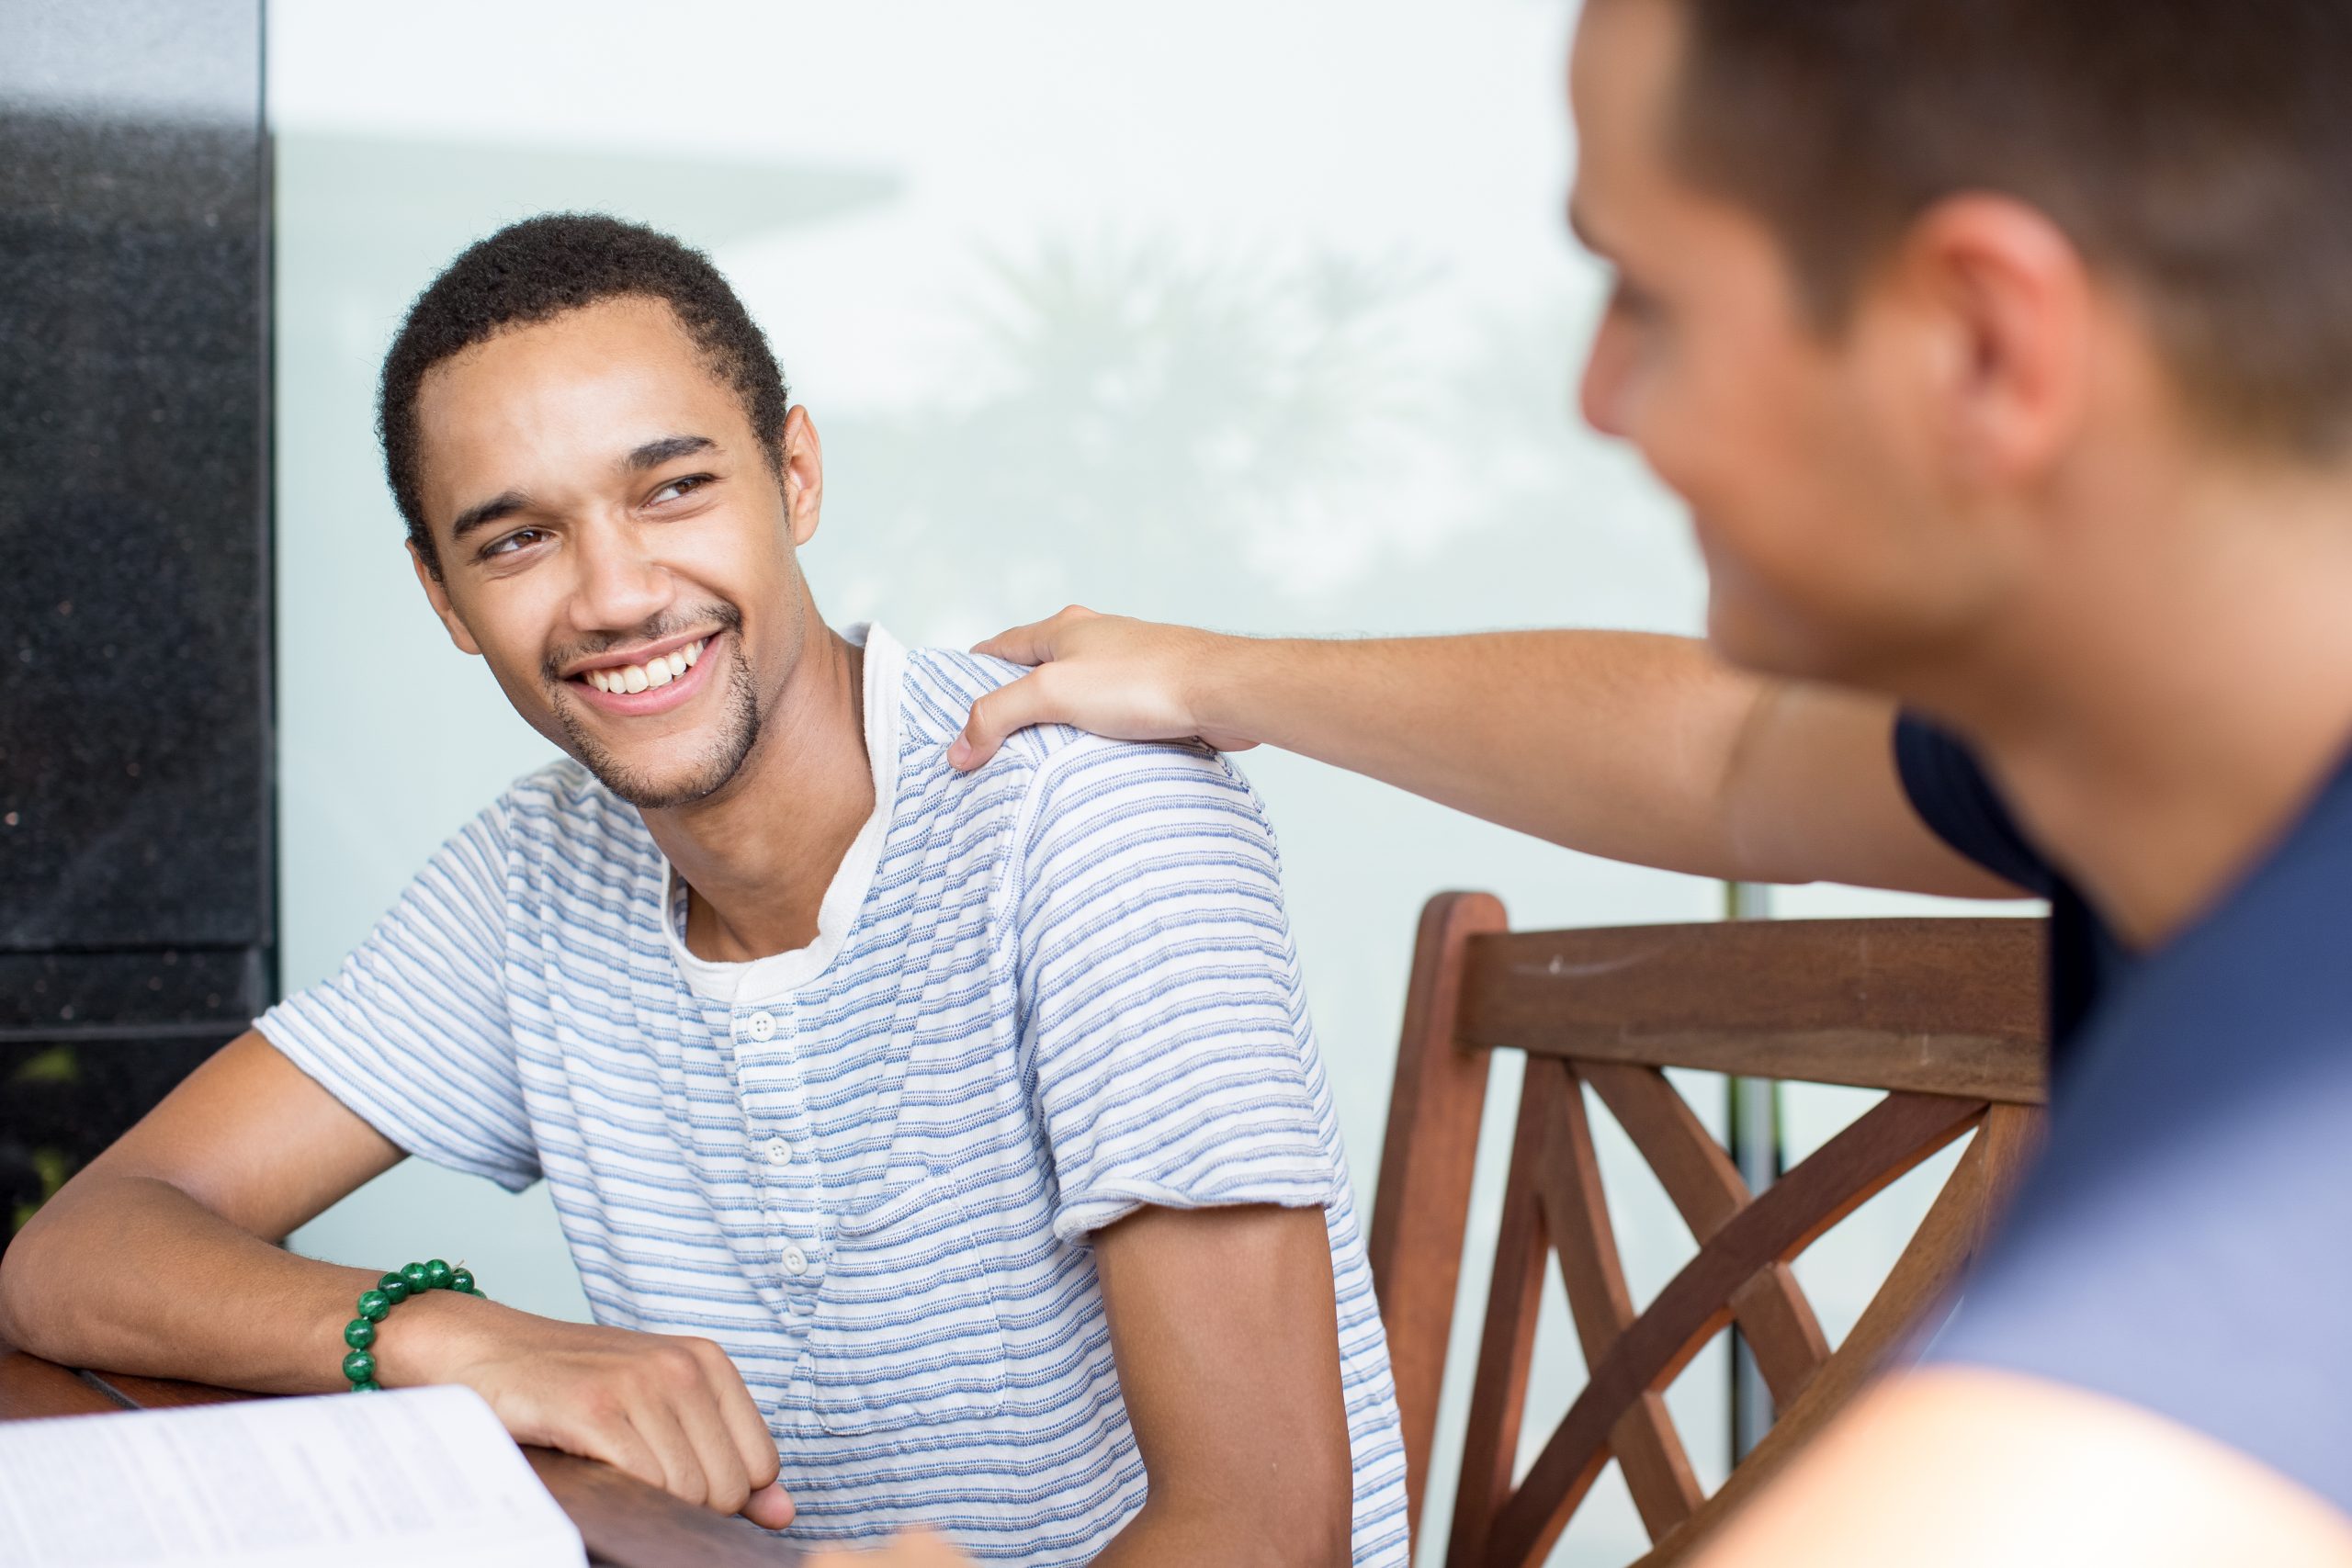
top-left (1666, 0), bottom-right (2352, 457)
top-left (379, 213), bottom-right (788, 576)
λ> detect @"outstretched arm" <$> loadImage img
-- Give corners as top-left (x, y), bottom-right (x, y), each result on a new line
top-left (0, 1032), bottom-right (795, 1529)
top-left (948, 609), bottom-right (2015, 897)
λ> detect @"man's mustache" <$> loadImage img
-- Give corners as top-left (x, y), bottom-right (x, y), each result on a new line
top-left (541, 603), bottom-right (743, 687)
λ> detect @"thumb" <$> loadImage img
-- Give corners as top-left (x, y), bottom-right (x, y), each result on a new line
top-left (741, 1481), bottom-right (796, 1530)
top-left (947, 672), bottom-right (1057, 772)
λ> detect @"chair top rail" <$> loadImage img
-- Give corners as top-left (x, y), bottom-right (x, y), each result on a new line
top-left (1458, 918), bottom-right (2047, 1105)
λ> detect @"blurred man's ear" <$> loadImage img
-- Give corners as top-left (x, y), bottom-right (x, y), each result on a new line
top-left (409, 538), bottom-right (483, 656)
top-left (1883, 193), bottom-right (2096, 496)
top-left (781, 405), bottom-right (825, 548)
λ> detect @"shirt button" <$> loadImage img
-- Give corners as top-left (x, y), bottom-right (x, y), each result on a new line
top-left (763, 1137), bottom-right (791, 1168)
top-left (781, 1245), bottom-right (808, 1276)
top-left (741, 1010), bottom-right (777, 1043)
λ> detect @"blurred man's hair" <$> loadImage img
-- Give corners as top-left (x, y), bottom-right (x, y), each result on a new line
top-left (1669, 0), bottom-right (2352, 457)
top-left (379, 213), bottom-right (788, 577)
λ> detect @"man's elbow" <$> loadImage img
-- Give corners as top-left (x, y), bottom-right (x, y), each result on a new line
top-left (0, 1213), bottom-right (57, 1349)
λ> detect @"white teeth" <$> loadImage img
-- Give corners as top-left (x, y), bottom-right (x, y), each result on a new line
top-left (582, 637), bottom-right (708, 696)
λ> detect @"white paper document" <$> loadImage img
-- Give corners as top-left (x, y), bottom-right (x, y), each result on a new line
top-left (0, 1385), bottom-right (586, 1567)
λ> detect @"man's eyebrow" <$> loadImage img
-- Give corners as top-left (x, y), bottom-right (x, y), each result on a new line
top-left (448, 490), bottom-right (532, 547)
top-left (624, 434), bottom-right (717, 471)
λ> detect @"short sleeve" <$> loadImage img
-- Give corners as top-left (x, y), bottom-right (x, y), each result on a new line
top-left (1007, 740), bottom-right (1342, 1244)
top-left (1893, 714), bottom-right (2058, 897)
top-left (255, 804), bottom-right (540, 1191)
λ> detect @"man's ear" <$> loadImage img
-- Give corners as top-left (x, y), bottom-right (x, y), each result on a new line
top-left (780, 404), bottom-right (824, 548)
top-left (408, 539), bottom-right (483, 656)
top-left (1882, 193), bottom-right (2094, 494)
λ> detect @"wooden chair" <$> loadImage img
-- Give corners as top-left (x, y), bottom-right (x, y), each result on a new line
top-left (1367, 895), bottom-right (2048, 1566)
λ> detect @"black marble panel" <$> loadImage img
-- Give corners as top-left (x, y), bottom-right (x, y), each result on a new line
top-left (0, 0), bottom-right (270, 1229)
top-left (0, 1), bottom-right (269, 953)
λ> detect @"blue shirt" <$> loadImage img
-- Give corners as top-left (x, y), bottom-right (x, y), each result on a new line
top-left (1897, 716), bottom-right (2352, 1513)
top-left (258, 625), bottom-right (1409, 1563)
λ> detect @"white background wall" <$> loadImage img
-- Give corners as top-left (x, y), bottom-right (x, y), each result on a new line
top-left (266, 6), bottom-right (2036, 1560)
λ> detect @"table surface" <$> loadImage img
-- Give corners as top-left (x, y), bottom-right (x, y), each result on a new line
top-left (0, 1335), bottom-right (803, 1567)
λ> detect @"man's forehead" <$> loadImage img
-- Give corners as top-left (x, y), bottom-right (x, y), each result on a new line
top-left (424, 298), bottom-right (713, 401)
top-left (414, 302), bottom-right (744, 530)
top-left (1566, 0), bottom-right (1682, 197)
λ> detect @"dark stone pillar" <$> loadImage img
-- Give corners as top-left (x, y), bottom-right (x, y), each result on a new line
top-left (0, 0), bottom-right (272, 1229)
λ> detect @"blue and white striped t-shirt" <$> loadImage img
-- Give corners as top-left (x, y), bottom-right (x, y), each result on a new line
top-left (258, 623), bottom-right (1409, 1564)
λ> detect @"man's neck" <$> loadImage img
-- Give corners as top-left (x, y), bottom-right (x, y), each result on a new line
top-left (649, 626), bottom-right (876, 964)
top-left (1926, 457), bottom-right (2352, 951)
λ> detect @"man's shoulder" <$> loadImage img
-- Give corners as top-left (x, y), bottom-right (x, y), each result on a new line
top-left (904, 643), bottom-right (1252, 792)
top-left (896, 645), bottom-right (1083, 762)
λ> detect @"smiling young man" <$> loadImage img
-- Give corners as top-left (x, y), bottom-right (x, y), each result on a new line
top-left (0, 215), bottom-right (1407, 1566)
top-left (917, 1), bottom-right (2352, 1564)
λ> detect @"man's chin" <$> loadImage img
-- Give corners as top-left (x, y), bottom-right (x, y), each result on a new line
top-left (581, 749), bottom-right (746, 811)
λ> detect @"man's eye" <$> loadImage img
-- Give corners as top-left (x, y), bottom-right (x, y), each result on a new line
top-left (651, 475), bottom-right (710, 504)
top-left (484, 528), bottom-right (547, 557)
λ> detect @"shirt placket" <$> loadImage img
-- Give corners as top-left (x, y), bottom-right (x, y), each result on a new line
top-left (734, 997), bottom-right (826, 1311)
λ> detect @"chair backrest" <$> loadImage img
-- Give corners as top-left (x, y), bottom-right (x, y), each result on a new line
top-left (1366, 894), bottom-right (2048, 1567)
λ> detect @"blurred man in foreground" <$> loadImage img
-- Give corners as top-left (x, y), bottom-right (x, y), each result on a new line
top-left (850, 0), bottom-right (2352, 1562)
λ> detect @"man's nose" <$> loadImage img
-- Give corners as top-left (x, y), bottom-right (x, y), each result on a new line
top-left (1579, 312), bottom-right (1634, 440)
top-left (569, 519), bottom-right (673, 633)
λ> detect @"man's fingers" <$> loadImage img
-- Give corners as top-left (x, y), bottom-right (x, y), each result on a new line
top-left (570, 1394), bottom-right (667, 1496)
top-left (743, 1480), bottom-right (797, 1530)
top-left (628, 1401), bottom-right (708, 1506)
top-left (672, 1388), bottom-right (755, 1516)
top-left (971, 604), bottom-right (1093, 666)
top-left (687, 1337), bottom-right (786, 1514)
top-left (948, 671), bottom-right (1057, 773)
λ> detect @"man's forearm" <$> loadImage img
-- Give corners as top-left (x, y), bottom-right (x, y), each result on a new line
top-left (1192, 628), bottom-right (1792, 880)
top-left (0, 1172), bottom-right (485, 1392)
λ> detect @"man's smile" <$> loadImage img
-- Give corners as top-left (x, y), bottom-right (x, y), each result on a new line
top-left (562, 629), bottom-right (720, 715)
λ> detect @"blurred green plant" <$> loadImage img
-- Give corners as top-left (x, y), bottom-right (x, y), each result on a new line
top-left (8, 1043), bottom-right (84, 1231)
top-left (13, 1045), bottom-right (77, 1085)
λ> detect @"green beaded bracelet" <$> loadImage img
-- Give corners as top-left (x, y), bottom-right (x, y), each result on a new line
top-left (342, 1258), bottom-right (485, 1392)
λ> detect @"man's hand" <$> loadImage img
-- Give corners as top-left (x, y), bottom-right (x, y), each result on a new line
top-left (948, 607), bottom-right (1257, 770)
top-left (411, 1305), bottom-right (795, 1529)
top-left (0, 1033), bottom-right (797, 1533)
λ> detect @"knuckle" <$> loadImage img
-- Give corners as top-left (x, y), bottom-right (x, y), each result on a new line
top-left (657, 1348), bottom-right (703, 1391)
